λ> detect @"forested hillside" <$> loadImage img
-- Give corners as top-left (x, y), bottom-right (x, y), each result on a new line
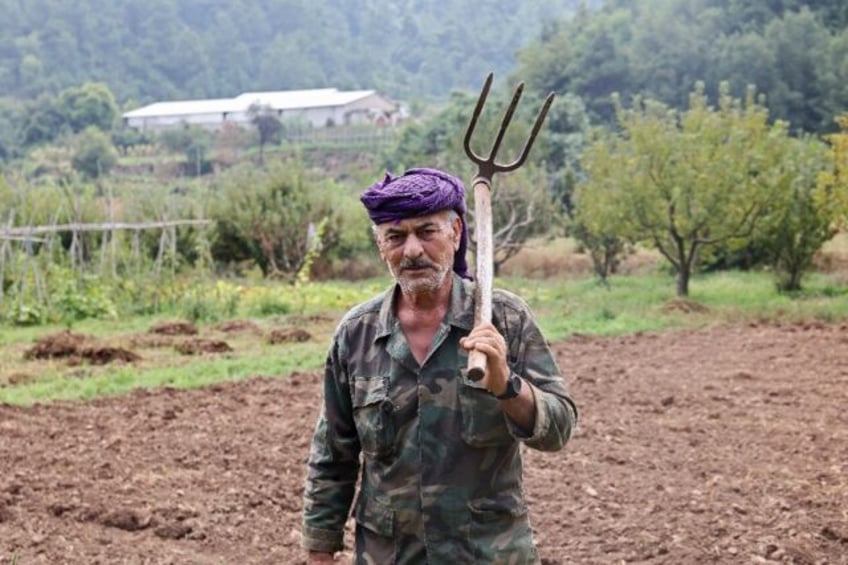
top-left (0, 0), bottom-right (593, 104)
top-left (514, 0), bottom-right (848, 133)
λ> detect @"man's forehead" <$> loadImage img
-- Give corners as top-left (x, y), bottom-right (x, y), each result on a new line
top-left (377, 210), bottom-right (450, 231)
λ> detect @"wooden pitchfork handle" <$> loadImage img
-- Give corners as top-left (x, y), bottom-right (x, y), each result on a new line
top-left (463, 72), bottom-right (555, 381)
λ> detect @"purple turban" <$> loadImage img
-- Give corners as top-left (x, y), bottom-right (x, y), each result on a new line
top-left (360, 167), bottom-right (471, 279)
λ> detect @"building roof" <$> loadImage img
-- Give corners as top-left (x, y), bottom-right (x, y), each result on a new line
top-left (123, 89), bottom-right (385, 119)
top-left (122, 98), bottom-right (239, 119)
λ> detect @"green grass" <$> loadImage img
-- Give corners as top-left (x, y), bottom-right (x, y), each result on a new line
top-left (501, 269), bottom-right (848, 340)
top-left (0, 342), bottom-right (323, 406)
top-left (2, 268), bottom-right (847, 406)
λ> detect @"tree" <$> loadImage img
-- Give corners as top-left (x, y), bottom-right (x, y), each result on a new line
top-left (756, 134), bottom-right (833, 292)
top-left (208, 161), bottom-right (344, 279)
top-left (158, 126), bottom-right (211, 176)
top-left (248, 103), bottom-right (282, 166)
top-left (57, 82), bottom-right (119, 133)
top-left (575, 84), bottom-right (794, 297)
top-left (70, 126), bottom-right (118, 179)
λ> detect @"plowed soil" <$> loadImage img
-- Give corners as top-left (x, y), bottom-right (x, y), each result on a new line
top-left (1, 322), bottom-right (847, 564)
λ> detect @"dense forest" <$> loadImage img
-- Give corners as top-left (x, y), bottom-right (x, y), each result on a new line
top-left (515, 0), bottom-right (848, 133)
top-left (0, 0), bottom-right (593, 103)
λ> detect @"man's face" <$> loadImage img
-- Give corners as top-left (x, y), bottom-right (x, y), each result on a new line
top-left (374, 210), bottom-right (461, 295)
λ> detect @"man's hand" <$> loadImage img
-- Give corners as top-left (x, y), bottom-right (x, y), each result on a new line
top-left (460, 322), bottom-right (510, 395)
top-left (307, 551), bottom-right (336, 563)
top-left (461, 322), bottom-right (537, 433)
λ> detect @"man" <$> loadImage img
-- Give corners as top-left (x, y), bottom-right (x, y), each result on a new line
top-left (301, 168), bottom-right (578, 563)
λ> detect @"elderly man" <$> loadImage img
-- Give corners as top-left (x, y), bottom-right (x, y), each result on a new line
top-left (301, 168), bottom-right (577, 564)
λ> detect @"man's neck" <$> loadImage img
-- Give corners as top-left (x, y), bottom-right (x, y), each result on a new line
top-left (397, 275), bottom-right (453, 314)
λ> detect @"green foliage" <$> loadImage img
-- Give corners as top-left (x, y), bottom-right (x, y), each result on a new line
top-left (755, 135), bottom-right (833, 292)
top-left (180, 281), bottom-right (241, 322)
top-left (70, 127), bottom-right (119, 178)
top-left (4, 302), bottom-right (47, 327)
top-left (575, 83), bottom-right (803, 296)
top-left (516, 1), bottom-right (848, 134)
top-left (52, 270), bottom-right (118, 323)
top-left (17, 83), bottom-right (119, 148)
top-left (158, 127), bottom-right (213, 176)
top-left (58, 83), bottom-right (119, 133)
top-left (0, 0), bottom-right (584, 106)
top-left (208, 161), bottom-right (349, 279)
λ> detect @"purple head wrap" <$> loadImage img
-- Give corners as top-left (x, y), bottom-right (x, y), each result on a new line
top-left (360, 167), bottom-right (471, 280)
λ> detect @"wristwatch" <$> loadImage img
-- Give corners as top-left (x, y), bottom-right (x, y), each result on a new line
top-left (495, 374), bottom-right (522, 400)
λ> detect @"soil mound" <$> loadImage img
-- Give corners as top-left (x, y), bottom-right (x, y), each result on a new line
top-left (149, 321), bottom-right (198, 336)
top-left (268, 327), bottom-right (312, 344)
top-left (661, 297), bottom-right (710, 314)
top-left (23, 330), bottom-right (89, 360)
top-left (175, 338), bottom-right (233, 355)
top-left (213, 320), bottom-right (262, 334)
top-left (80, 346), bottom-right (141, 365)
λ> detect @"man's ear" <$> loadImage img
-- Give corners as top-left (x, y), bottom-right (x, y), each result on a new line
top-left (452, 216), bottom-right (463, 250)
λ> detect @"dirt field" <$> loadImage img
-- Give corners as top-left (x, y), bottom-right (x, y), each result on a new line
top-left (1, 322), bottom-right (847, 564)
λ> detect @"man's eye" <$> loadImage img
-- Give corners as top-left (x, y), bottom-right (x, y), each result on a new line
top-left (418, 229), bottom-right (439, 239)
top-left (385, 233), bottom-right (405, 244)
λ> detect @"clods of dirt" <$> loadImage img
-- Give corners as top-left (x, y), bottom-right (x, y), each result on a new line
top-left (127, 334), bottom-right (176, 348)
top-left (80, 346), bottom-right (141, 365)
top-left (23, 330), bottom-right (90, 360)
top-left (175, 338), bottom-right (233, 355)
top-left (22, 333), bottom-right (140, 366)
top-left (98, 508), bottom-right (152, 532)
top-left (267, 327), bottom-right (312, 344)
top-left (149, 321), bottom-right (198, 336)
top-left (213, 319), bottom-right (262, 334)
top-left (661, 297), bottom-right (710, 313)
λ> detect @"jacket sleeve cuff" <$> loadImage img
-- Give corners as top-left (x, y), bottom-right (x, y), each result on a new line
top-left (301, 525), bottom-right (345, 553)
top-left (504, 379), bottom-right (549, 442)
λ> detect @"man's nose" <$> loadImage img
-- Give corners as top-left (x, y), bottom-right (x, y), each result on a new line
top-left (402, 234), bottom-right (424, 257)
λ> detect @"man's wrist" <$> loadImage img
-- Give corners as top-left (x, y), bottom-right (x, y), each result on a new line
top-left (495, 373), bottom-right (522, 400)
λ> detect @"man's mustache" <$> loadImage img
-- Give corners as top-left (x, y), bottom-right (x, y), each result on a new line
top-left (399, 258), bottom-right (435, 270)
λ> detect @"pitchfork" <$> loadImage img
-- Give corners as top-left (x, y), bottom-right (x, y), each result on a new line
top-left (464, 72), bottom-right (555, 381)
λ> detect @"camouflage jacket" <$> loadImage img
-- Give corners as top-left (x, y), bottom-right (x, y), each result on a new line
top-left (301, 274), bottom-right (577, 564)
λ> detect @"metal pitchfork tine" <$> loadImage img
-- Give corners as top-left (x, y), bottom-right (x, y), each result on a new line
top-left (463, 72), bottom-right (555, 381)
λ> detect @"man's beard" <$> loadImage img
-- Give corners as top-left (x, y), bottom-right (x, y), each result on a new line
top-left (391, 257), bottom-right (452, 295)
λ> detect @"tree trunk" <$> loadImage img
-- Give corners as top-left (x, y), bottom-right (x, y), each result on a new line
top-left (676, 266), bottom-right (690, 297)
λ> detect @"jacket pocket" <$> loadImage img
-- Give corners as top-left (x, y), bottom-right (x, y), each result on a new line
top-left (354, 495), bottom-right (396, 564)
top-left (351, 376), bottom-right (396, 462)
top-left (468, 497), bottom-right (536, 564)
top-left (458, 376), bottom-right (513, 447)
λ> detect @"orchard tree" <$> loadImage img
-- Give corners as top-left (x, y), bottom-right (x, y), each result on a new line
top-left (575, 83), bottom-right (795, 297)
top-left (756, 134), bottom-right (832, 291)
top-left (819, 114), bottom-right (848, 227)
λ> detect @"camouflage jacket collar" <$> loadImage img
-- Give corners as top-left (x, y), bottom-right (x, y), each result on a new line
top-left (375, 274), bottom-right (476, 340)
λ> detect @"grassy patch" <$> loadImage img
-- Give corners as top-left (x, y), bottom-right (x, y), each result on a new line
top-left (2, 269), bottom-right (847, 406)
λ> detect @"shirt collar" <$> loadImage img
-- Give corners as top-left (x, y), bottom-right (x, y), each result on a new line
top-left (375, 273), bottom-right (476, 341)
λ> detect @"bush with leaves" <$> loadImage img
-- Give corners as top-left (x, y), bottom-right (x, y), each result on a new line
top-left (70, 127), bottom-right (118, 178)
top-left (208, 160), bottom-right (352, 280)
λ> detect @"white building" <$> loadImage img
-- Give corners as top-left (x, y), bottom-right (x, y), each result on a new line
top-left (122, 88), bottom-right (399, 132)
